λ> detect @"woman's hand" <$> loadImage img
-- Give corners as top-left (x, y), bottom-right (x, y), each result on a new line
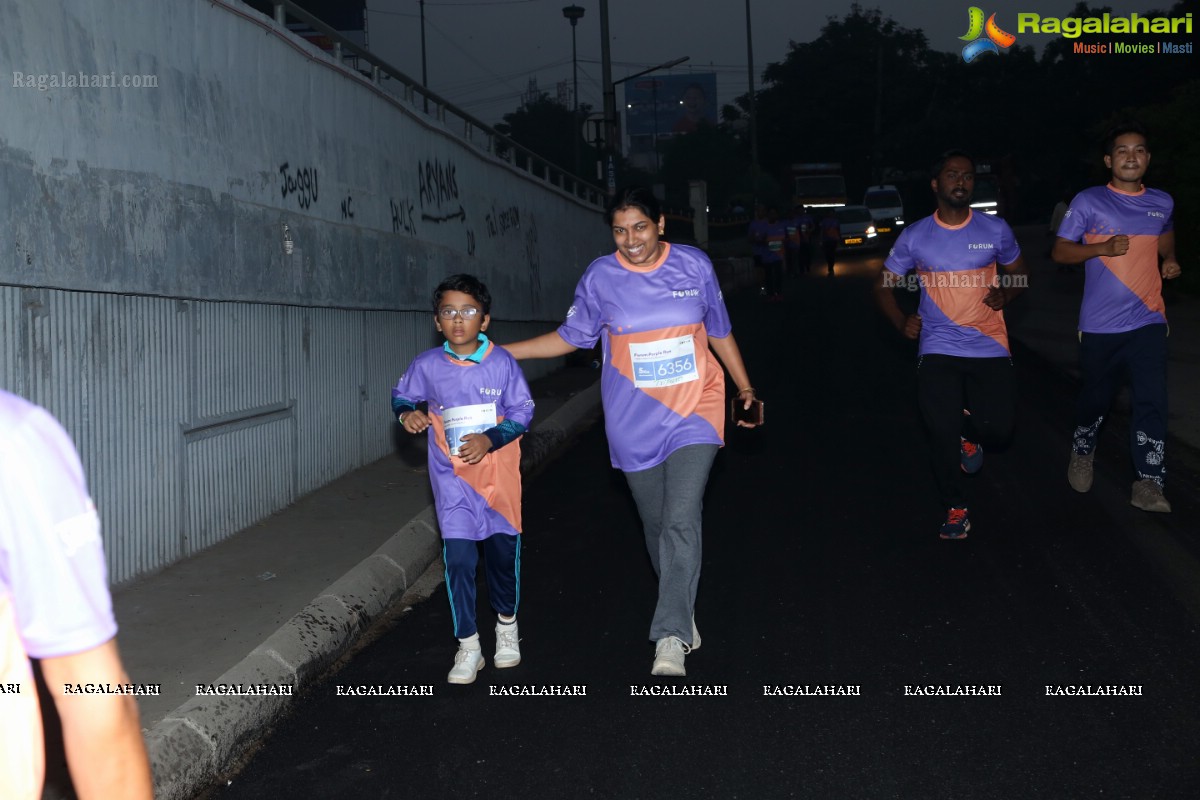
top-left (734, 387), bottom-right (760, 429)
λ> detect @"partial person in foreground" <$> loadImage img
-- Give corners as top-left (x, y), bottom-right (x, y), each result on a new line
top-left (503, 187), bottom-right (759, 678)
top-left (391, 274), bottom-right (535, 684)
top-left (1052, 122), bottom-right (1182, 513)
top-left (0, 390), bottom-right (153, 800)
top-left (874, 150), bottom-right (1028, 539)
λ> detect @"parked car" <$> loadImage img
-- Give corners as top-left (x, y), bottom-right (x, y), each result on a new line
top-left (863, 184), bottom-right (905, 237)
top-left (835, 205), bottom-right (879, 250)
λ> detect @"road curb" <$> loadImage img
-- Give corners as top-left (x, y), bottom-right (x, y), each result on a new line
top-left (147, 379), bottom-right (601, 800)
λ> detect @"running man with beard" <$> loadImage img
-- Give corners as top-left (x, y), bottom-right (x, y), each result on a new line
top-left (874, 150), bottom-right (1029, 539)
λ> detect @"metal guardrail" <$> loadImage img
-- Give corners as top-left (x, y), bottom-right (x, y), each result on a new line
top-left (262, 0), bottom-right (605, 208)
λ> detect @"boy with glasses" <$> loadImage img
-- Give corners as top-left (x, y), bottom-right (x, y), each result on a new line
top-left (391, 274), bottom-right (535, 684)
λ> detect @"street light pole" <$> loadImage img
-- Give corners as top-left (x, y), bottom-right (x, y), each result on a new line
top-left (562, 5), bottom-right (585, 180)
top-left (745, 0), bottom-right (760, 201)
top-left (600, 0), bottom-right (616, 193)
top-left (419, 0), bottom-right (428, 85)
top-left (419, 0), bottom-right (429, 112)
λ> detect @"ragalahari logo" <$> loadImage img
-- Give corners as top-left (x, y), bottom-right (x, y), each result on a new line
top-left (959, 7), bottom-right (1016, 62)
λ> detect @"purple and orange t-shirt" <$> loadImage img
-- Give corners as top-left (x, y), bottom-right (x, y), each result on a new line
top-left (558, 242), bottom-right (731, 472)
top-left (760, 220), bottom-right (788, 264)
top-left (885, 209), bottom-right (1021, 358)
top-left (1057, 183), bottom-right (1172, 333)
top-left (1, 391), bottom-right (117, 800)
top-left (391, 340), bottom-right (534, 540)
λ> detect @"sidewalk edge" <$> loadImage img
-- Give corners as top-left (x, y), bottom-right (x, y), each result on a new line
top-left (147, 380), bottom-right (601, 800)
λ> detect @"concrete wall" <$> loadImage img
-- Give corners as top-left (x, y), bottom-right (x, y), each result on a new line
top-left (0, 0), bottom-right (611, 583)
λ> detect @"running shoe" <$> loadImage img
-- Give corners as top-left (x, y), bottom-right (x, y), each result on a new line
top-left (939, 507), bottom-right (971, 540)
top-left (960, 437), bottom-right (983, 474)
top-left (1067, 451), bottom-right (1094, 493)
top-left (447, 645), bottom-right (485, 685)
top-left (494, 620), bottom-right (521, 668)
top-left (651, 636), bottom-right (689, 677)
top-left (1130, 479), bottom-right (1171, 513)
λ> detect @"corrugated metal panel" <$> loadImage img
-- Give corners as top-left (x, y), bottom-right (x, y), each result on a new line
top-left (361, 310), bottom-right (434, 464)
top-left (180, 300), bottom-right (293, 557)
top-left (189, 301), bottom-right (286, 422)
top-left (185, 417), bottom-right (294, 553)
top-left (285, 306), bottom-right (363, 496)
top-left (0, 286), bottom-right (20, 394)
top-left (19, 290), bottom-right (187, 584)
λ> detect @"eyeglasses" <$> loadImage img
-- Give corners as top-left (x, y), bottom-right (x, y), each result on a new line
top-left (438, 306), bottom-right (481, 320)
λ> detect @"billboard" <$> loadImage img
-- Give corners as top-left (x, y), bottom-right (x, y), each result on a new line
top-left (623, 73), bottom-right (718, 137)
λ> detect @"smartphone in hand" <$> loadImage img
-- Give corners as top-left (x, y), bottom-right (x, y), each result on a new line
top-left (729, 398), bottom-right (764, 426)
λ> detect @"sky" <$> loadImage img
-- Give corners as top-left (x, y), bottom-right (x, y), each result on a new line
top-left (359, 0), bottom-right (1180, 125)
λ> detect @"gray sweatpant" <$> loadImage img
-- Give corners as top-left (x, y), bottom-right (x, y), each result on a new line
top-left (623, 443), bottom-right (719, 646)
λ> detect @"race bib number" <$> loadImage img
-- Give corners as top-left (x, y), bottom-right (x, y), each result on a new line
top-left (629, 335), bottom-right (699, 389)
top-left (441, 402), bottom-right (497, 456)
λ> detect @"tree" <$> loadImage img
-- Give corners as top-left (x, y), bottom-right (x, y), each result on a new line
top-left (494, 94), bottom-right (596, 179)
top-left (657, 123), bottom-right (752, 210)
top-left (750, 5), bottom-right (935, 191)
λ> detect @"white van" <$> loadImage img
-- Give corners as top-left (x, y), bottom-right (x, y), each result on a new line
top-left (863, 185), bottom-right (905, 236)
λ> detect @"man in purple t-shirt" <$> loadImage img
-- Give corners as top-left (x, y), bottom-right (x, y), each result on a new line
top-left (0, 390), bottom-right (152, 800)
top-left (874, 150), bottom-right (1028, 539)
top-left (1052, 122), bottom-right (1183, 512)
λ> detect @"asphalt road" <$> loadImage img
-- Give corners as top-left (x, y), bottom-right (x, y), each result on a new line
top-left (206, 261), bottom-right (1200, 800)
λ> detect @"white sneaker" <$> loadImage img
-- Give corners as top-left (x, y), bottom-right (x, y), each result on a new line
top-left (691, 617), bottom-right (701, 651)
top-left (651, 636), bottom-right (689, 677)
top-left (447, 645), bottom-right (485, 685)
top-left (494, 620), bottom-right (521, 668)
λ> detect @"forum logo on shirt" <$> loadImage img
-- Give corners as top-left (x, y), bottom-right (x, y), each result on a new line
top-left (959, 7), bottom-right (1017, 62)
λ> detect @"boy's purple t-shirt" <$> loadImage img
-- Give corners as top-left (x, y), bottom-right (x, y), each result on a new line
top-left (557, 243), bottom-right (731, 472)
top-left (885, 210), bottom-right (1021, 358)
top-left (1056, 184), bottom-right (1172, 333)
top-left (391, 342), bottom-right (534, 540)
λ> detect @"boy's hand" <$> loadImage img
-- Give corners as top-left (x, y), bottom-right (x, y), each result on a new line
top-left (1162, 257), bottom-right (1182, 280)
top-left (456, 433), bottom-right (493, 464)
top-left (400, 410), bottom-right (431, 434)
top-left (901, 313), bottom-right (922, 340)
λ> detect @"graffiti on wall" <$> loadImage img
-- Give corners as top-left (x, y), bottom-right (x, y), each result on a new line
top-left (524, 212), bottom-right (541, 307)
top-left (485, 204), bottom-right (520, 238)
top-left (390, 197), bottom-right (417, 236)
top-left (279, 162), bottom-right (319, 210)
top-left (418, 158), bottom-right (460, 216)
top-left (416, 157), bottom-right (474, 257)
